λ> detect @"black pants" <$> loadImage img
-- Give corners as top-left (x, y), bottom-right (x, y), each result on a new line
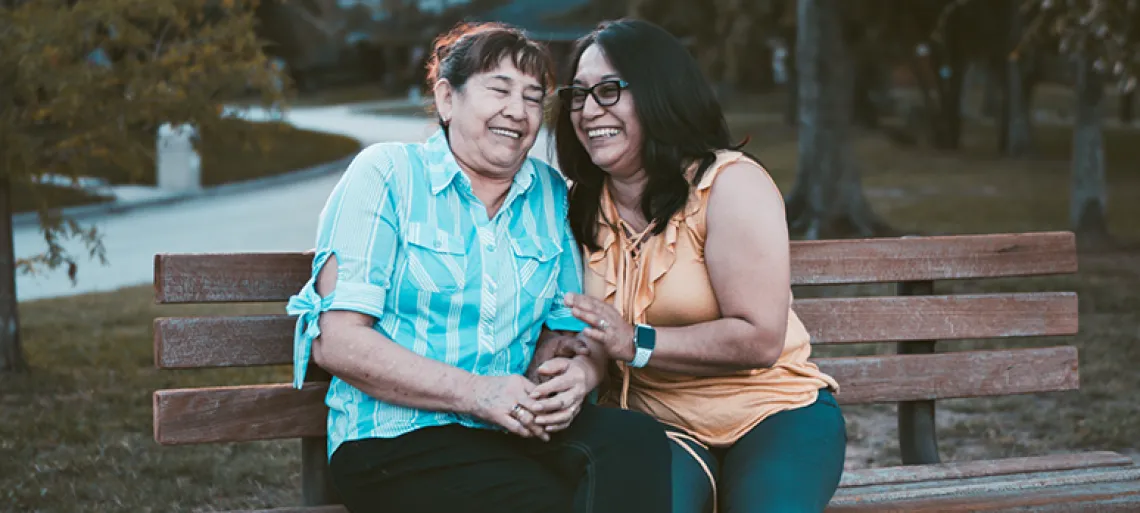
top-left (329, 403), bottom-right (673, 513)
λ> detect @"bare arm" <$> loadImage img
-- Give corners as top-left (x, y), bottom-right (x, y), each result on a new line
top-left (569, 160), bottom-right (789, 375)
top-left (313, 258), bottom-right (475, 413)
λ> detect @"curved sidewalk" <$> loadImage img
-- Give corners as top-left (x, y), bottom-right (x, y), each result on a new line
top-left (14, 106), bottom-right (457, 302)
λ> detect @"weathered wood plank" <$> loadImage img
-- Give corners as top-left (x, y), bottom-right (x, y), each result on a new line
top-left (154, 315), bottom-right (295, 368)
top-left (153, 232), bottom-right (1078, 303)
top-left (792, 231), bottom-right (1078, 286)
top-left (798, 292), bottom-right (1078, 345)
top-left (154, 293), bottom-right (1078, 369)
top-left (821, 346), bottom-right (1079, 405)
top-left (153, 347), bottom-right (1078, 444)
top-left (840, 452), bottom-right (1135, 488)
top-left (153, 383), bottom-right (328, 445)
top-left (829, 467), bottom-right (1140, 511)
top-left (154, 252), bottom-right (312, 304)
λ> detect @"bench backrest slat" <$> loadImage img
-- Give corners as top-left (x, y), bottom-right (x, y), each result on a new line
top-left (153, 232), bottom-right (1078, 304)
top-left (153, 292), bottom-right (1078, 369)
top-left (153, 346), bottom-right (1078, 445)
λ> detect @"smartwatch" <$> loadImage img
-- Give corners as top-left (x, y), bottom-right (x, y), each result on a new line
top-left (629, 323), bottom-right (656, 368)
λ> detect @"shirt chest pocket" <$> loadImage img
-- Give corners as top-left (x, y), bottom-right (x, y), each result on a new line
top-left (510, 238), bottom-right (562, 299)
top-left (403, 223), bottom-right (469, 293)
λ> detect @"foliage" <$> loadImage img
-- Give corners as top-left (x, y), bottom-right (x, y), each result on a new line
top-left (934, 0), bottom-right (1140, 90)
top-left (1018, 0), bottom-right (1140, 91)
top-left (0, 0), bottom-right (288, 278)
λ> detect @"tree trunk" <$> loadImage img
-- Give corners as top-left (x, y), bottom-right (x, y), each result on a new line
top-left (714, 0), bottom-right (753, 101)
top-left (1003, 2), bottom-right (1034, 157)
top-left (784, 48), bottom-right (798, 126)
top-left (982, 62), bottom-right (1002, 118)
top-left (1071, 53), bottom-right (1112, 249)
top-left (1004, 57), bottom-right (1035, 156)
top-left (0, 176), bottom-right (27, 373)
top-left (1121, 90), bottom-right (1135, 124)
top-left (910, 55), bottom-right (964, 149)
top-left (786, 0), bottom-right (886, 240)
top-left (852, 52), bottom-right (879, 129)
top-left (937, 63), bottom-right (965, 149)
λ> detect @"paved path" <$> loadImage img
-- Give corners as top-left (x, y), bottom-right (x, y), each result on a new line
top-left (14, 104), bottom-right (558, 302)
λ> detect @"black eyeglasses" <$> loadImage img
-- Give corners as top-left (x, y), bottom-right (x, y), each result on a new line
top-left (557, 79), bottom-right (630, 111)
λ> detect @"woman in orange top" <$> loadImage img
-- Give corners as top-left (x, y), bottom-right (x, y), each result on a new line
top-left (548, 19), bottom-right (847, 513)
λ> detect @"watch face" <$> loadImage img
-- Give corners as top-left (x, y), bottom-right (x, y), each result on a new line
top-left (636, 324), bottom-right (656, 350)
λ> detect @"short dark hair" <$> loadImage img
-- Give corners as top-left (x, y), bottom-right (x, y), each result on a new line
top-left (426, 22), bottom-right (555, 134)
top-left (554, 19), bottom-right (754, 253)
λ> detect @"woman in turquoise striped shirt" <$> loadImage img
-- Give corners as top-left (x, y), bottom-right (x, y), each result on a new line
top-left (287, 22), bottom-right (672, 513)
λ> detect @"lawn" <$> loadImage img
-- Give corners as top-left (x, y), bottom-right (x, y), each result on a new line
top-left (13, 119), bottom-right (361, 215)
top-left (2, 92), bottom-right (1139, 511)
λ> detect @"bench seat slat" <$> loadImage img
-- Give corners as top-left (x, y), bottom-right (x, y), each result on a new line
top-left (829, 467), bottom-right (1140, 512)
top-left (154, 293), bottom-right (1078, 369)
top-left (153, 232), bottom-right (1078, 304)
top-left (839, 452), bottom-right (1136, 488)
top-left (153, 347), bottom-right (1078, 445)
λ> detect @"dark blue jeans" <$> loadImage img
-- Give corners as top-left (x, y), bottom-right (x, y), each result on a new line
top-left (670, 389), bottom-right (847, 513)
top-left (329, 403), bottom-right (673, 513)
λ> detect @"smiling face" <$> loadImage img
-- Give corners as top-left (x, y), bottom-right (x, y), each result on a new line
top-left (435, 56), bottom-right (546, 180)
top-left (569, 44), bottom-right (643, 179)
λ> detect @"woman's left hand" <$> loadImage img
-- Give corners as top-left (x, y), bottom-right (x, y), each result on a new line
top-left (564, 292), bottom-right (636, 362)
top-left (529, 357), bottom-right (593, 432)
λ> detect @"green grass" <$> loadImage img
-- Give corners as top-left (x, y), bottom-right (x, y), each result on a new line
top-left (1, 91), bottom-right (1138, 511)
top-left (1, 289), bottom-right (294, 512)
top-left (17, 119), bottom-right (361, 215)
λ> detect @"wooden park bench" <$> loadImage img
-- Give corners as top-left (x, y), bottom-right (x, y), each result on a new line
top-left (151, 230), bottom-right (1140, 512)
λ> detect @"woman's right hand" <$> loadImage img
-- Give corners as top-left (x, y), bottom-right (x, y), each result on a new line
top-left (465, 374), bottom-right (551, 441)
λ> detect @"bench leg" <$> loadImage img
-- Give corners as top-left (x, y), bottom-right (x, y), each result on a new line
top-left (897, 280), bottom-right (941, 465)
top-left (302, 436), bottom-right (338, 505)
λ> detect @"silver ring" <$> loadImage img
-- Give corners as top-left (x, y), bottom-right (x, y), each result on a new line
top-left (599, 319), bottom-right (609, 331)
top-left (510, 403), bottom-right (524, 417)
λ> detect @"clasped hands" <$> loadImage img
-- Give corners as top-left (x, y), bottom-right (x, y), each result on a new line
top-left (468, 292), bottom-right (635, 441)
top-left (467, 333), bottom-right (594, 442)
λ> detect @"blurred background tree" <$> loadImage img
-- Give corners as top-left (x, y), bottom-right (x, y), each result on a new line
top-left (0, 0), bottom-right (288, 372)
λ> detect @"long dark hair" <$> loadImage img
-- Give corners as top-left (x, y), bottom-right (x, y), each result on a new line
top-left (555, 19), bottom-right (753, 252)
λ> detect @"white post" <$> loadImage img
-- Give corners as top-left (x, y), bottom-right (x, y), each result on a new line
top-left (156, 123), bottom-right (201, 193)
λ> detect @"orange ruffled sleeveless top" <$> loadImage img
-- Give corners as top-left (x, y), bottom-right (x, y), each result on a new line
top-left (583, 150), bottom-right (840, 448)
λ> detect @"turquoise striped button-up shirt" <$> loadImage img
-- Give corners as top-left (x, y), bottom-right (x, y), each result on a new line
top-left (287, 129), bottom-right (587, 457)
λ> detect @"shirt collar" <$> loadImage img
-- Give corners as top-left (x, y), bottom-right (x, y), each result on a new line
top-left (424, 128), bottom-right (538, 196)
top-left (425, 129), bottom-right (465, 195)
